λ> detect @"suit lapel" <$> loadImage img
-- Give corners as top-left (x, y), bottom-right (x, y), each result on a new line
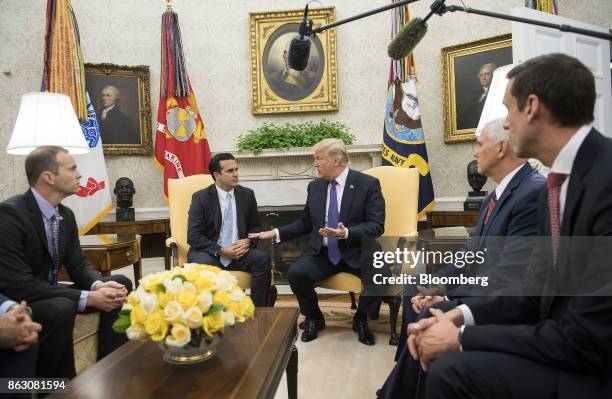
top-left (339, 169), bottom-right (357, 222)
top-left (24, 190), bottom-right (50, 257)
top-left (234, 187), bottom-right (246, 238)
top-left (208, 185), bottom-right (222, 234)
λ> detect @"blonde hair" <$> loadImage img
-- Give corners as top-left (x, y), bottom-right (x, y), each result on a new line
top-left (313, 138), bottom-right (350, 165)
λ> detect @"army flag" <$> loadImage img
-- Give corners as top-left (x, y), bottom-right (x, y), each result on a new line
top-left (154, 8), bottom-right (211, 199)
top-left (382, 0), bottom-right (435, 219)
top-left (43, 0), bottom-right (112, 234)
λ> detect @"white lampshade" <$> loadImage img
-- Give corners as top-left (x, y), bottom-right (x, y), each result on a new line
top-left (6, 92), bottom-right (90, 155)
top-left (475, 64), bottom-right (517, 137)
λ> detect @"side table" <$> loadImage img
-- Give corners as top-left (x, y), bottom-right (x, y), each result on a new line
top-left (79, 234), bottom-right (142, 287)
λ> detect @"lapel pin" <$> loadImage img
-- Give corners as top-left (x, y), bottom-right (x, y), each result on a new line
top-left (349, 185), bottom-right (354, 189)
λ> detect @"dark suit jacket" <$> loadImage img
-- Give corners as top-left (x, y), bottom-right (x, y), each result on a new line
top-left (187, 184), bottom-right (262, 259)
top-left (277, 169), bottom-right (385, 269)
top-left (444, 163), bottom-right (545, 297)
top-left (0, 190), bottom-right (102, 305)
top-left (99, 105), bottom-right (138, 145)
top-left (461, 129), bottom-right (612, 398)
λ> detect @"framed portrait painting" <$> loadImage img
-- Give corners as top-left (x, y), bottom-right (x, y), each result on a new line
top-left (442, 34), bottom-right (512, 143)
top-left (249, 7), bottom-right (339, 114)
top-left (84, 63), bottom-right (152, 155)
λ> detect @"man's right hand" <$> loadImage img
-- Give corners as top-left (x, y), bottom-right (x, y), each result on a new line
top-left (0, 302), bottom-right (42, 351)
top-left (87, 287), bottom-right (126, 312)
top-left (219, 240), bottom-right (251, 260)
top-left (248, 230), bottom-right (276, 241)
top-left (411, 294), bottom-right (444, 313)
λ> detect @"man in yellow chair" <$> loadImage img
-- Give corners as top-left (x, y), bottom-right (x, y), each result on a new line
top-left (186, 153), bottom-right (272, 307)
top-left (251, 139), bottom-right (386, 345)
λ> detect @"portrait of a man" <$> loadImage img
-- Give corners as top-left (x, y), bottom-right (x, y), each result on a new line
top-left (84, 63), bottom-right (152, 155)
top-left (456, 63), bottom-right (498, 130)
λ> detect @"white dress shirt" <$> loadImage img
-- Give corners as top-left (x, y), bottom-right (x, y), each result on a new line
top-left (457, 125), bottom-right (592, 328)
top-left (100, 104), bottom-right (115, 121)
top-left (216, 185), bottom-right (239, 245)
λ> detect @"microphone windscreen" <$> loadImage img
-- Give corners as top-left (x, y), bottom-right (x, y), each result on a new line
top-left (387, 17), bottom-right (428, 60)
top-left (288, 36), bottom-right (311, 71)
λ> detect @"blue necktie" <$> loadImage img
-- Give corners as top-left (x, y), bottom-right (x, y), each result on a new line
top-left (218, 192), bottom-right (234, 267)
top-left (49, 209), bottom-right (61, 285)
top-left (327, 180), bottom-right (341, 265)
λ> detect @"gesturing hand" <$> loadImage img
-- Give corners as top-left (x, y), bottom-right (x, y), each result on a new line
top-left (318, 222), bottom-right (347, 238)
top-left (248, 230), bottom-right (276, 241)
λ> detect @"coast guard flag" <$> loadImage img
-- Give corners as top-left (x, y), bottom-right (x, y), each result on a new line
top-left (155, 8), bottom-right (211, 199)
top-left (42, 0), bottom-right (111, 234)
top-left (382, 0), bottom-right (434, 219)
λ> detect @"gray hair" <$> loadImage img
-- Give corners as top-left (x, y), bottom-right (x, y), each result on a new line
top-left (313, 138), bottom-right (350, 165)
top-left (479, 63), bottom-right (498, 74)
top-left (483, 118), bottom-right (510, 145)
top-left (102, 85), bottom-right (120, 99)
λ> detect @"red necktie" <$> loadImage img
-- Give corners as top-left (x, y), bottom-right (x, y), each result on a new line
top-left (484, 193), bottom-right (497, 225)
top-left (547, 172), bottom-right (567, 264)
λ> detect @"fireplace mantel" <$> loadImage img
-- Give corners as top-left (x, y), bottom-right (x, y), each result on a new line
top-left (220, 144), bottom-right (383, 206)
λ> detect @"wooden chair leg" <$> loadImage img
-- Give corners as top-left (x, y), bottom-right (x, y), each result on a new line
top-left (387, 295), bottom-right (401, 346)
top-left (349, 292), bottom-right (357, 310)
top-left (267, 285), bottom-right (278, 307)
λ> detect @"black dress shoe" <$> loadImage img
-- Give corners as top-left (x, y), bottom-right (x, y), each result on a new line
top-left (353, 318), bottom-right (376, 346)
top-left (301, 317), bottom-right (325, 342)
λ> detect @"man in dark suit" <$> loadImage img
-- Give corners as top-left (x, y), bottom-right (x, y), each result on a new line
top-left (186, 153), bottom-right (271, 307)
top-left (98, 85), bottom-right (139, 144)
top-left (251, 139), bottom-right (385, 345)
top-left (378, 118), bottom-right (545, 399)
top-left (408, 54), bottom-right (612, 399)
top-left (0, 146), bottom-right (132, 379)
top-left (0, 294), bottom-right (41, 386)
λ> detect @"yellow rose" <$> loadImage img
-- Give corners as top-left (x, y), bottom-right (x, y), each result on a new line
top-left (158, 292), bottom-right (176, 308)
top-left (243, 296), bottom-right (255, 319)
top-left (202, 314), bottom-right (224, 337)
top-left (227, 301), bottom-right (245, 318)
top-left (178, 289), bottom-right (199, 309)
top-left (127, 292), bottom-right (139, 306)
top-left (195, 276), bottom-right (217, 292)
top-left (213, 291), bottom-right (231, 306)
top-left (130, 305), bottom-right (146, 326)
top-left (165, 323), bottom-right (191, 348)
top-left (144, 274), bottom-right (165, 293)
top-left (183, 306), bottom-right (204, 329)
top-left (126, 325), bottom-right (147, 340)
top-left (202, 265), bottom-right (221, 273)
top-left (144, 310), bottom-right (168, 342)
top-left (184, 270), bottom-right (199, 283)
top-left (163, 301), bottom-right (183, 323)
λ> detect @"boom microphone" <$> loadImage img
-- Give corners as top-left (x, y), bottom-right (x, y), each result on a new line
top-left (387, 17), bottom-right (428, 60)
top-left (288, 4), bottom-right (313, 71)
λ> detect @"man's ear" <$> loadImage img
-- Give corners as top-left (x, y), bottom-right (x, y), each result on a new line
top-left (40, 171), bottom-right (54, 186)
top-left (497, 140), bottom-right (508, 159)
top-left (525, 94), bottom-right (540, 123)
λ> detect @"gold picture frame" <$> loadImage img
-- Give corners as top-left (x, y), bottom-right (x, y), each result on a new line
top-left (84, 63), bottom-right (152, 155)
top-left (249, 7), bottom-right (338, 114)
top-left (442, 34), bottom-right (512, 143)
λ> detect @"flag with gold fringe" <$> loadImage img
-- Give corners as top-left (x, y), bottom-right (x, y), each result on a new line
top-left (43, 0), bottom-right (112, 234)
top-left (155, 7), bottom-right (211, 199)
top-left (382, 0), bottom-right (434, 219)
top-left (526, 0), bottom-right (558, 14)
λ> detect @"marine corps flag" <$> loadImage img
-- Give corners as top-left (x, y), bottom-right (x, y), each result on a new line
top-left (155, 7), bottom-right (211, 199)
top-left (43, 0), bottom-right (112, 234)
top-left (382, 0), bottom-right (434, 219)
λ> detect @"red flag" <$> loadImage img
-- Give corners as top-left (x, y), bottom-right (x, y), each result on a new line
top-left (155, 8), bottom-right (211, 199)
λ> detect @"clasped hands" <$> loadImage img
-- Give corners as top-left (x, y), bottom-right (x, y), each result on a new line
top-left (407, 308), bottom-right (463, 371)
top-left (219, 238), bottom-right (251, 260)
top-left (87, 280), bottom-right (128, 312)
top-left (0, 301), bottom-right (41, 352)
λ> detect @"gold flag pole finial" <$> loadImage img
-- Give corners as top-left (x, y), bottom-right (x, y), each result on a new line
top-left (164, 0), bottom-right (174, 9)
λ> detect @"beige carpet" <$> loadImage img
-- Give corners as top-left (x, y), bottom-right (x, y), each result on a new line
top-left (274, 295), bottom-right (400, 399)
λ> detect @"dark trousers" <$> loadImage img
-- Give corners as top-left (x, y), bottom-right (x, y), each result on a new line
top-left (0, 346), bottom-right (37, 399)
top-left (187, 249), bottom-right (271, 307)
top-left (30, 274), bottom-right (132, 379)
top-left (379, 300), bottom-right (459, 399)
top-left (287, 250), bottom-right (380, 319)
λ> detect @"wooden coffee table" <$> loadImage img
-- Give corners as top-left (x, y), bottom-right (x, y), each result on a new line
top-left (51, 308), bottom-right (299, 399)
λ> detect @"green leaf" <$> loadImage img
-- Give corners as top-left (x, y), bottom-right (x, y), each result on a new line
top-left (112, 314), bottom-right (131, 333)
top-left (173, 274), bottom-right (187, 282)
top-left (206, 303), bottom-right (225, 316)
top-left (156, 283), bottom-right (166, 292)
top-left (118, 309), bottom-right (132, 318)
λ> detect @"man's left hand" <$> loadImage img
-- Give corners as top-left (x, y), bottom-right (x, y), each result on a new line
top-left (418, 308), bottom-right (461, 371)
top-left (319, 222), bottom-right (347, 238)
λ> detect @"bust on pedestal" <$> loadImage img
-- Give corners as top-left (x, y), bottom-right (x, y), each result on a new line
top-left (464, 160), bottom-right (487, 211)
top-left (114, 177), bottom-right (136, 222)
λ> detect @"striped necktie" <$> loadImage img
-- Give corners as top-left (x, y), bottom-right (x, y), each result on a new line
top-left (49, 209), bottom-right (61, 285)
top-left (547, 172), bottom-right (567, 264)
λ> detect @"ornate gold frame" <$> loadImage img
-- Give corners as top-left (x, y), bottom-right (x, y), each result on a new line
top-left (442, 34), bottom-right (512, 143)
top-left (84, 63), bottom-right (152, 155)
top-left (249, 7), bottom-right (338, 114)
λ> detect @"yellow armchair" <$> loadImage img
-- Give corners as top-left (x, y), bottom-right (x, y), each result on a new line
top-left (316, 166), bottom-right (419, 345)
top-left (165, 174), bottom-right (276, 305)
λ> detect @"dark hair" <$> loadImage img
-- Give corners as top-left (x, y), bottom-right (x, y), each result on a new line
top-left (25, 146), bottom-right (68, 186)
top-left (507, 53), bottom-right (595, 127)
top-left (208, 153), bottom-right (236, 180)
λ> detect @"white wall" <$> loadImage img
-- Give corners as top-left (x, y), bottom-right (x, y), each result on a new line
top-left (0, 0), bottom-right (610, 207)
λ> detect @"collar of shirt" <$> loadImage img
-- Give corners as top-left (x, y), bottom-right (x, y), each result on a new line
top-left (549, 124), bottom-right (591, 175)
top-left (101, 105), bottom-right (115, 119)
top-left (495, 163), bottom-right (525, 200)
top-left (333, 166), bottom-right (350, 187)
top-left (31, 188), bottom-right (57, 222)
top-left (216, 186), bottom-right (235, 201)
